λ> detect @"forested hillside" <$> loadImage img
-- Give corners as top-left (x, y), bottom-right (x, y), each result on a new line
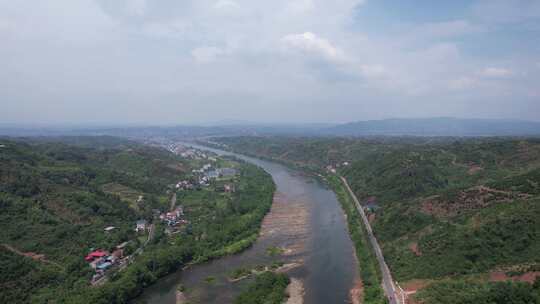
top-left (0, 137), bottom-right (275, 303)
top-left (214, 136), bottom-right (540, 303)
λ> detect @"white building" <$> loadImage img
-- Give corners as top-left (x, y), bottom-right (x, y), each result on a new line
top-left (135, 220), bottom-right (147, 232)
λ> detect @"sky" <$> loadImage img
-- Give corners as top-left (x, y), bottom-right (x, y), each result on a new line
top-left (1, 0), bottom-right (540, 125)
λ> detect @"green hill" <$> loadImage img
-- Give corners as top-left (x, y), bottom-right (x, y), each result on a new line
top-left (0, 137), bottom-right (275, 303)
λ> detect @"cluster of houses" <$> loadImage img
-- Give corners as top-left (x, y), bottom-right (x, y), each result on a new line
top-left (159, 206), bottom-right (188, 234)
top-left (167, 144), bottom-right (218, 162)
top-left (192, 163), bottom-right (213, 174)
top-left (326, 161), bottom-right (351, 174)
top-left (204, 167), bottom-right (238, 180)
top-left (190, 163), bottom-right (238, 187)
top-left (88, 218), bottom-right (154, 284)
top-left (167, 144), bottom-right (238, 188)
top-left (161, 206), bottom-right (186, 224)
top-left (86, 242), bottom-right (129, 284)
top-left (176, 180), bottom-right (194, 190)
top-left (218, 168), bottom-right (238, 177)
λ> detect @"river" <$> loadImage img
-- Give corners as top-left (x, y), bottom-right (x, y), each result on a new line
top-left (135, 144), bottom-right (359, 304)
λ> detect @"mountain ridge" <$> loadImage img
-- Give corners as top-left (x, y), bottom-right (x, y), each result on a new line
top-left (2, 117), bottom-right (540, 137)
top-left (321, 117), bottom-right (540, 136)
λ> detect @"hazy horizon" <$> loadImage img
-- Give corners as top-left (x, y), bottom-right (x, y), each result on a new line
top-left (3, 116), bottom-right (540, 129)
top-left (2, 0), bottom-right (540, 124)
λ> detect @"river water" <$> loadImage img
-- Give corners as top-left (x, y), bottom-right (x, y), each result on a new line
top-left (135, 144), bottom-right (359, 304)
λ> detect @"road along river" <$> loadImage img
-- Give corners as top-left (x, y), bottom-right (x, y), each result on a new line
top-left (135, 144), bottom-right (359, 304)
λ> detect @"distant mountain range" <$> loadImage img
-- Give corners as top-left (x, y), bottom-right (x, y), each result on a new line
top-left (320, 118), bottom-right (540, 136)
top-left (1, 118), bottom-right (540, 138)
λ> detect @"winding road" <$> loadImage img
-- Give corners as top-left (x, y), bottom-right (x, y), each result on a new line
top-left (340, 176), bottom-right (403, 304)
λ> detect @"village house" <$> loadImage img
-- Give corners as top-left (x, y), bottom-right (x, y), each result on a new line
top-left (85, 243), bottom-right (130, 284)
top-left (207, 170), bottom-right (219, 179)
top-left (112, 248), bottom-right (124, 259)
top-left (181, 150), bottom-right (196, 158)
top-left (365, 203), bottom-right (380, 213)
top-left (89, 258), bottom-right (103, 270)
top-left (85, 250), bottom-right (108, 262)
top-left (176, 180), bottom-right (194, 190)
top-left (159, 207), bottom-right (186, 227)
top-left (86, 250), bottom-right (111, 271)
top-left (219, 168), bottom-right (238, 177)
top-left (364, 197), bottom-right (380, 212)
top-left (224, 184), bottom-right (235, 193)
top-left (135, 220), bottom-right (147, 232)
top-left (199, 176), bottom-right (210, 186)
top-left (97, 261), bottom-right (113, 271)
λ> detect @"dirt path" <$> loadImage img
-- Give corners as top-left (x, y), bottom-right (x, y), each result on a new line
top-left (2, 244), bottom-right (64, 270)
top-left (144, 224), bottom-right (155, 246)
top-left (490, 271), bottom-right (540, 283)
top-left (170, 193), bottom-right (177, 211)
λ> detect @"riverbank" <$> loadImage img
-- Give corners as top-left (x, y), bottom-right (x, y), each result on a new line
top-left (199, 139), bottom-right (384, 304)
top-left (286, 278), bottom-right (305, 304)
top-left (72, 161), bottom-right (276, 304)
top-left (137, 141), bottom-right (358, 304)
top-left (136, 165), bottom-right (310, 303)
top-left (326, 174), bottom-right (387, 303)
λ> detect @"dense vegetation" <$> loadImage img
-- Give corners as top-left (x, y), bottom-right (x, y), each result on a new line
top-left (0, 137), bottom-right (275, 303)
top-left (416, 278), bottom-right (540, 304)
top-left (215, 136), bottom-right (540, 303)
top-left (233, 272), bottom-right (290, 304)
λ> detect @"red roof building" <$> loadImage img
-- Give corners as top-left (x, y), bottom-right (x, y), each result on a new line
top-left (85, 250), bottom-right (108, 261)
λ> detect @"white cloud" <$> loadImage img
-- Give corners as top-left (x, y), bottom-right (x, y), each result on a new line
top-left (419, 43), bottom-right (461, 63)
top-left (417, 20), bottom-right (483, 38)
top-left (127, 0), bottom-right (147, 17)
top-left (449, 77), bottom-right (478, 90)
top-left (0, 18), bottom-right (13, 30)
top-left (480, 67), bottom-right (513, 78)
top-left (281, 32), bottom-right (344, 61)
top-left (213, 0), bottom-right (240, 11)
top-left (191, 46), bottom-right (225, 63)
top-left (472, 0), bottom-right (540, 24)
top-left (360, 65), bottom-right (387, 78)
top-left (286, 0), bottom-right (315, 14)
top-left (0, 1), bottom-right (116, 44)
top-left (1, 0), bottom-right (539, 123)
